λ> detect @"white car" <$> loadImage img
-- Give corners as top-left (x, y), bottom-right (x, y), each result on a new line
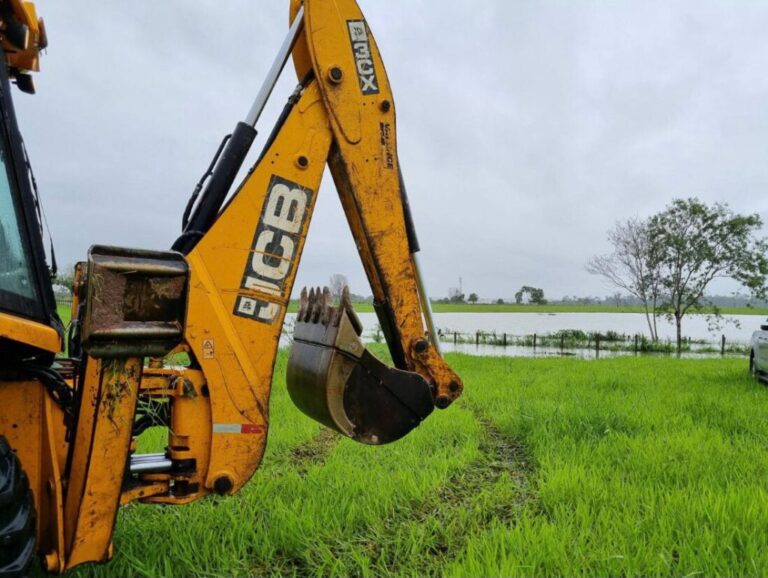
top-left (750, 321), bottom-right (768, 381)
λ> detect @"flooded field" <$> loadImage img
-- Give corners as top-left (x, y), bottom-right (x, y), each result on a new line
top-left (285, 313), bottom-right (763, 358)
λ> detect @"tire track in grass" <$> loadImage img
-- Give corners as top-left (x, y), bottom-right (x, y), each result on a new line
top-left (433, 413), bottom-right (535, 523)
top-left (286, 428), bottom-right (340, 475)
top-left (313, 406), bottom-right (537, 577)
top-left (403, 412), bottom-right (537, 575)
top-left (264, 427), bottom-right (341, 476)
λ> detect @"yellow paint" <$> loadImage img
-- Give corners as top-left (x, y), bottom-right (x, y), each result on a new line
top-left (0, 381), bottom-right (68, 571)
top-left (5, 1), bottom-right (43, 72)
top-left (64, 358), bottom-right (142, 571)
top-left (0, 310), bottom-right (61, 353)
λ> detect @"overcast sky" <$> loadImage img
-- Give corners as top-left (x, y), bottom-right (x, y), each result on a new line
top-left (14, 1), bottom-right (768, 300)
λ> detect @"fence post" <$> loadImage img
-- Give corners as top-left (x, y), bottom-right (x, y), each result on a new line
top-left (533, 334), bottom-right (537, 349)
top-left (454, 332), bottom-right (457, 345)
top-left (634, 334), bottom-right (639, 353)
top-left (476, 331), bottom-right (480, 346)
top-left (596, 334), bottom-right (600, 356)
top-left (503, 333), bottom-right (507, 347)
top-left (560, 334), bottom-right (565, 353)
top-left (721, 334), bottom-right (726, 356)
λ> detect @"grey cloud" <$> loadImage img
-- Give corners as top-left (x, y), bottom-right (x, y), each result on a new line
top-left (15, 0), bottom-right (768, 301)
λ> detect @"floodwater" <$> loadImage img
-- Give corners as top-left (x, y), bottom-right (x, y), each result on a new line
top-left (429, 312), bottom-right (761, 342)
top-left (280, 311), bottom-right (759, 359)
top-left (285, 311), bottom-right (762, 343)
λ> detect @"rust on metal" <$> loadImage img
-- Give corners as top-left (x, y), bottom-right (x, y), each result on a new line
top-left (81, 246), bottom-right (189, 358)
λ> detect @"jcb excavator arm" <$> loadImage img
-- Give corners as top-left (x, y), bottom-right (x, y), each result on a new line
top-left (0, 0), bottom-right (463, 573)
top-left (173, 0), bottom-right (463, 493)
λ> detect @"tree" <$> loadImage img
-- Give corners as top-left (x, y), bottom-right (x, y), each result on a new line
top-left (649, 198), bottom-right (768, 350)
top-left (587, 217), bottom-right (662, 341)
top-left (468, 292), bottom-right (479, 304)
top-left (328, 273), bottom-right (348, 301)
top-left (448, 287), bottom-right (465, 303)
top-left (515, 286), bottom-right (547, 305)
top-left (54, 272), bottom-right (75, 292)
top-left (496, 298), bottom-right (505, 305)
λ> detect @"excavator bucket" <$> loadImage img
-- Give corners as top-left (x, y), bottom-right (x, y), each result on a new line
top-left (287, 287), bottom-right (434, 445)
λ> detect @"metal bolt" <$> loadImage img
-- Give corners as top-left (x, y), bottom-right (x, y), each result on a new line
top-left (435, 395), bottom-right (450, 409)
top-left (297, 155), bottom-right (309, 169)
top-left (213, 475), bottom-right (234, 495)
top-left (328, 66), bottom-right (343, 83)
top-left (380, 100), bottom-right (391, 112)
top-left (414, 339), bottom-right (429, 353)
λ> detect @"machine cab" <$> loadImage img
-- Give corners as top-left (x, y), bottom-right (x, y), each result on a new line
top-left (0, 38), bottom-right (62, 362)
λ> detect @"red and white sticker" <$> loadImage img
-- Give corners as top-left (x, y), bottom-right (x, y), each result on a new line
top-left (213, 423), bottom-right (265, 434)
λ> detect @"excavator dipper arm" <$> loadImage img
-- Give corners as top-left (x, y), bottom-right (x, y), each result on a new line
top-left (181, 0), bottom-right (463, 493)
top-left (285, 0), bottom-right (464, 444)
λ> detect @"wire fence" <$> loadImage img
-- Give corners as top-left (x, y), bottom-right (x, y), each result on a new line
top-left (435, 329), bottom-right (747, 356)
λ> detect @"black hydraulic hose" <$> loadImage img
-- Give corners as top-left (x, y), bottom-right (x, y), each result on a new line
top-left (181, 133), bottom-right (232, 230)
top-left (398, 166), bottom-right (420, 254)
top-left (254, 73), bottom-right (313, 168)
top-left (189, 75), bottom-right (314, 227)
top-left (172, 121), bottom-right (257, 254)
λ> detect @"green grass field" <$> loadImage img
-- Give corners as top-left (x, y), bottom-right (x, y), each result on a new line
top-left (66, 352), bottom-right (768, 577)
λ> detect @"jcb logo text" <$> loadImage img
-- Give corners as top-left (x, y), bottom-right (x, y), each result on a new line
top-left (234, 175), bottom-right (313, 324)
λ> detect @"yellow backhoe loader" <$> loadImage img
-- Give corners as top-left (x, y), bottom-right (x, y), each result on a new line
top-left (0, 0), bottom-right (463, 574)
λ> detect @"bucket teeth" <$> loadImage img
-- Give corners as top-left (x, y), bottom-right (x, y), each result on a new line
top-left (287, 284), bottom-right (434, 445)
top-left (321, 287), bottom-right (332, 325)
top-left (298, 287), bottom-right (309, 321)
top-left (298, 285), bottom-right (339, 326)
top-left (311, 286), bottom-right (322, 323)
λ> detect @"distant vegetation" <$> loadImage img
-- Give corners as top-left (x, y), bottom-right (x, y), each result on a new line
top-left (56, 297), bottom-right (768, 327)
top-left (515, 285), bottom-right (547, 305)
top-left (283, 301), bottom-right (768, 316)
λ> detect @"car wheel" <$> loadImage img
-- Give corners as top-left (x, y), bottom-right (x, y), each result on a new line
top-left (0, 436), bottom-right (36, 578)
top-left (750, 351), bottom-right (759, 380)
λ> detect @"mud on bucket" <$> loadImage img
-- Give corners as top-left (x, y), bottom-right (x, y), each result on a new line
top-left (286, 287), bottom-right (434, 445)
